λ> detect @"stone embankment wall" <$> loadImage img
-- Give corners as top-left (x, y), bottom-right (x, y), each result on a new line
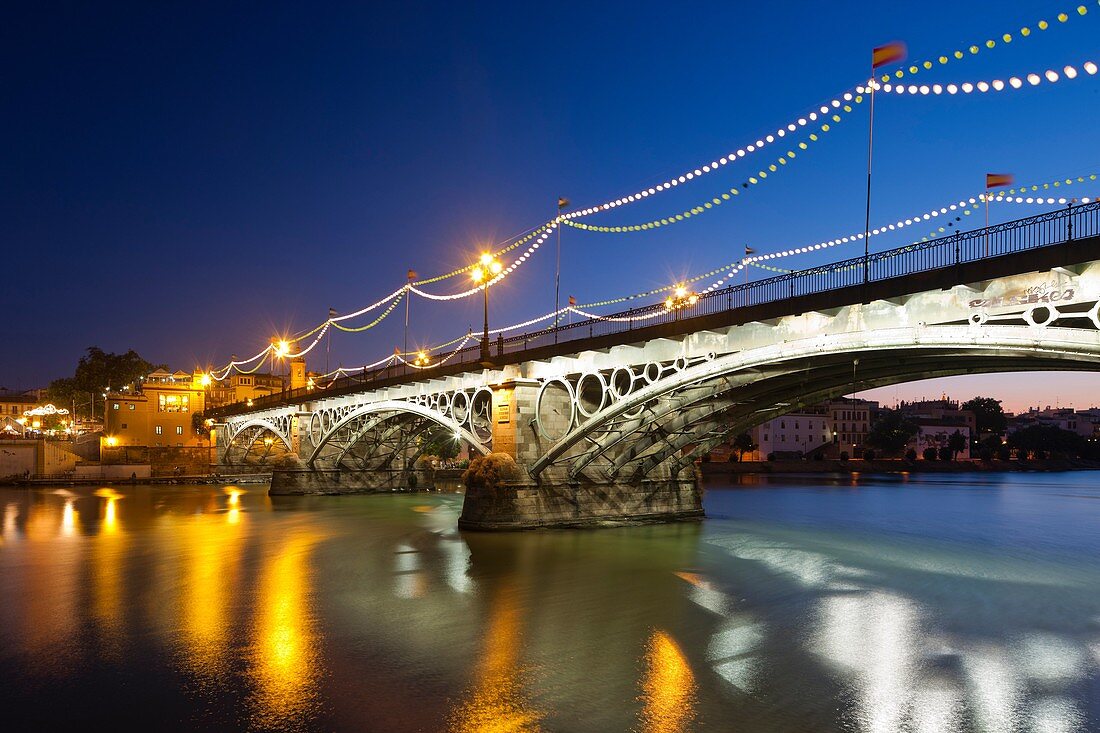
top-left (102, 446), bottom-right (214, 476)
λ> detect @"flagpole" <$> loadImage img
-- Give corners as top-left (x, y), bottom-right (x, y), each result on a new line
top-left (554, 199), bottom-right (562, 343)
top-left (984, 191), bottom-right (989, 257)
top-left (863, 66), bottom-right (876, 285)
top-left (403, 272), bottom-right (412, 374)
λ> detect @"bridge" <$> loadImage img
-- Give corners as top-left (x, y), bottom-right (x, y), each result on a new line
top-left (210, 202), bottom-right (1100, 528)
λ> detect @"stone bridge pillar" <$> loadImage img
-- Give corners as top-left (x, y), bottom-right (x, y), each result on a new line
top-left (460, 378), bottom-right (703, 530)
top-left (488, 379), bottom-right (541, 466)
top-left (212, 423), bottom-right (230, 466)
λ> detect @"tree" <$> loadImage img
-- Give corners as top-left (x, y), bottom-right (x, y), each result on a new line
top-left (864, 410), bottom-right (920, 456)
top-left (961, 397), bottom-right (1007, 436)
top-left (948, 430), bottom-right (967, 461)
top-left (732, 432), bottom-right (757, 461)
top-left (49, 347), bottom-right (162, 420)
top-left (1007, 424), bottom-right (1086, 459)
top-left (192, 412), bottom-right (211, 440)
top-left (923, 447), bottom-right (938, 461)
top-left (938, 445), bottom-right (953, 461)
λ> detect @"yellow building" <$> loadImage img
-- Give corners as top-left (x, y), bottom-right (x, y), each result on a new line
top-left (103, 369), bottom-right (208, 448)
top-left (205, 371), bottom-right (286, 410)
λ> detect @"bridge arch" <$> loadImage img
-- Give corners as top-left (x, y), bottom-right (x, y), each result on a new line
top-left (222, 417), bottom-right (294, 465)
top-left (531, 324), bottom-right (1100, 480)
top-left (306, 400), bottom-right (491, 470)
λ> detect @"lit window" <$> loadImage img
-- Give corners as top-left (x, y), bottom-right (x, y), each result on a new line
top-left (158, 394), bottom-right (189, 413)
top-left (176, 426), bottom-right (183, 435)
top-left (155, 425), bottom-right (163, 435)
top-left (112, 403), bottom-right (119, 410)
top-left (128, 403), bottom-right (135, 410)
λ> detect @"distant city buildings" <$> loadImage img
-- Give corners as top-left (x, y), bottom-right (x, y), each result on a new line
top-left (896, 399), bottom-right (975, 459)
top-left (1006, 405), bottom-right (1100, 439)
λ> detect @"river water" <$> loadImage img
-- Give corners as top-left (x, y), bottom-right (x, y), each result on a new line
top-left (1, 473), bottom-right (1098, 732)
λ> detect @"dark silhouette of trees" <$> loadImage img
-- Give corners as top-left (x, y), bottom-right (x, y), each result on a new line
top-left (961, 396), bottom-right (1007, 435)
top-left (864, 410), bottom-right (919, 456)
top-left (732, 432), bottom-right (757, 461)
top-left (948, 430), bottom-right (967, 460)
top-left (47, 347), bottom-right (162, 420)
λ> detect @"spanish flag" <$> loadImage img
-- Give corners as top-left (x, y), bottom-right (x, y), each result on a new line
top-left (407, 269), bottom-right (418, 280)
top-left (558, 197), bottom-right (570, 209)
top-left (985, 173), bottom-right (1014, 189)
top-left (744, 246), bottom-right (756, 255)
top-left (568, 295), bottom-right (576, 306)
top-left (872, 41), bottom-right (907, 69)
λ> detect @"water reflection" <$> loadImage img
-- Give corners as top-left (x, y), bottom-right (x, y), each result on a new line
top-left (178, 493), bottom-right (245, 682)
top-left (250, 532), bottom-right (324, 731)
top-left (637, 629), bottom-right (696, 733)
top-left (91, 490), bottom-right (126, 655)
top-left (448, 584), bottom-right (542, 733)
top-left (708, 517), bottom-right (1099, 732)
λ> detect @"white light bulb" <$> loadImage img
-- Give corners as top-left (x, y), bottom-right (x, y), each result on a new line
top-left (933, 84), bottom-right (943, 94)
top-left (908, 85), bottom-right (918, 94)
top-left (920, 85), bottom-right (930, 94)
top-left (977, 81), bottom-right (989, 92)
top-left (962, 82), bottom-right (974, 93)
top-left (1045, 69), bottom-right (1059, 82)
top-left (1065, 65), bottom-right (1078, 78)
top-left (883, 83), bottom-right (893, 92)
top-left (1085, 61), bottom-right (1098, 75)
top-left (947, 84), bottom-right (958, 94)
top-left (992, 79), bottom-right (1005, 90)
top-left (1027, 73), bottom-right (1041, 85)
top-left (1009, 77), bottom-right (1023, 88)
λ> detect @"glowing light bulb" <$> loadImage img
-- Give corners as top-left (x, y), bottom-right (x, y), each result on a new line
top-left (471, 267), bottom-right (484, 283)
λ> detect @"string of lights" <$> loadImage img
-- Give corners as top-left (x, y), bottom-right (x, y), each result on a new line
top-left (560, 102), bottom-right (862, 234)
top-left (878, 3), bottom-right (1094, 84)
top-left (872, 59), bottom-right (1098, 96)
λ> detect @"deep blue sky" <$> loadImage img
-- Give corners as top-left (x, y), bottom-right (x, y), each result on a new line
top-left (5, 1), bottom-right (1099, 411)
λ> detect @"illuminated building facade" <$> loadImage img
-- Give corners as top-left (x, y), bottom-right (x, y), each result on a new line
top-left (103, 369), bottom-right (207, 447)
top-left (205, 372), bottom-right (286, 410)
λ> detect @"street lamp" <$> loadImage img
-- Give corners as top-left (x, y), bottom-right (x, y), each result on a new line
top-left (663, 284), bottom-right (699, 311)
top-left (471, 253), bottom-right (503, 362)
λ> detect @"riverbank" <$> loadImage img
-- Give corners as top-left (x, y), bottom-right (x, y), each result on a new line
top-left (703, 457), bottom-right (1100, 475)
top-left (0, 472), bottom-right (271, 487)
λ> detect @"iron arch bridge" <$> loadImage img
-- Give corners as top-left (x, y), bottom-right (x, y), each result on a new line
top-left (208, 204), bottom-right (1100, 527)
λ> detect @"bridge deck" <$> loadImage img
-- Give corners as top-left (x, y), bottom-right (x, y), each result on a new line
top-left (210, 202), bottom-right (1100, 418)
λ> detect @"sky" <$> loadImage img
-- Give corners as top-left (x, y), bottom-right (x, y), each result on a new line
top-left (4, 1), bottom-right (1100, 413)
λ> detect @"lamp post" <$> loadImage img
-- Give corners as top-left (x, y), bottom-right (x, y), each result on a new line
top-left (471, 253), bottom-right (502, 363)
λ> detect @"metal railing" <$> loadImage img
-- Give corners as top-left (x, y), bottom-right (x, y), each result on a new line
top-left (218, 201), bottom-right (1100, 416)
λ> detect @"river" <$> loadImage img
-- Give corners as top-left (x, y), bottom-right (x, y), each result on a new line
top-left (1, 472), bottom-right (1098, 732)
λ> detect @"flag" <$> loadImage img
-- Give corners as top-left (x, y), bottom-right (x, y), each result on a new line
top-left (558, 197), bottom-right (570, 209)
top-left (328, 307), bottom-right (337, 318)
top-left (744, 246), bottom-right (756, 255)
top-left (568, 295), bottom-right (576, 306)
top-left (985, 173), bottom-right (1014, 189)
top-left (872, 41), bottom-right (907, 69)
top-left (407, 269), bottom-right (418, 280)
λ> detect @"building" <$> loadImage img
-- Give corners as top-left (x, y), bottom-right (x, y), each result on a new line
top-left (205, 371), bottom-right (286, 410)
top-left (0, 390), bottom-right (39, 420)
top-left (103, 369), bottom-right (208, 448)
top-left (1007, 405), bottom-right (1100, 438)
top-left (824, 398), bottom-right (878, 457)
top-left (750, 408), bottom-right (833, 460)
top-left (897, 399), bottom-right (975, 459)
